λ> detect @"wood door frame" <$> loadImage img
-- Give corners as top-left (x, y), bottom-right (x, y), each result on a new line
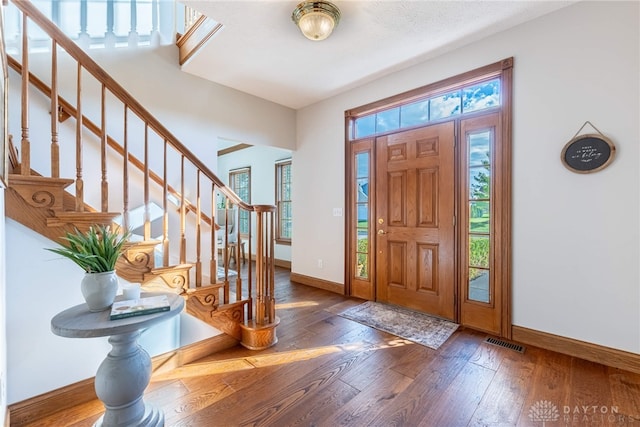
top-left (344, 58), bottom-right (513, 338)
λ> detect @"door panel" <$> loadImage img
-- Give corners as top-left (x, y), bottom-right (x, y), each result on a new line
top-left (417, 168), bottom-right (438, 226)
top-left (375, 121), bottom-right (455, 320)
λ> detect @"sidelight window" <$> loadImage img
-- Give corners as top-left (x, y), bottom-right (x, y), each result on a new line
top-left (355, 152), bottom-right (370, 279)
top-left (467, 130), bottom-right (492, 303)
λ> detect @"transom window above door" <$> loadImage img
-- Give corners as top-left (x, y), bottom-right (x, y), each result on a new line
top-left (350, 78), bottom-right (500, 140)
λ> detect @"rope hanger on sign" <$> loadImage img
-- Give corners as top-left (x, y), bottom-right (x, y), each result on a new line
top-left (570, 120), bottom-right (606, 140)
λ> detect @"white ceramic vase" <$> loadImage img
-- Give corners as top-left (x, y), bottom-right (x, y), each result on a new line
top-left (81, 271), bottom-right (119, 312)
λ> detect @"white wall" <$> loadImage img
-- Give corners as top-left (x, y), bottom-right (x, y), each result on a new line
top-left (293, 1), bottom-right (640, 353)
top-left (6, 219), bottom-right (111, 403)
top-left (88, 46), bottom-right (297, 156)
top-left (217, 144), bottom-right (293, 262)
top-left (0, 191), bottom-right (7, 423)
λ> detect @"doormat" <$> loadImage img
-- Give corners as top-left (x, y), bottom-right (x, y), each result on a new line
top-left (337, 301), bottom-right (459, 350)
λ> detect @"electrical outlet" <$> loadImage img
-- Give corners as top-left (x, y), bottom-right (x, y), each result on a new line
top-left (317, 259), bottom-right (323, 269)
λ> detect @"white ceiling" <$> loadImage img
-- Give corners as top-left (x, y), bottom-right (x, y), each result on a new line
top-left (182, 1), bottom-right (575, 110)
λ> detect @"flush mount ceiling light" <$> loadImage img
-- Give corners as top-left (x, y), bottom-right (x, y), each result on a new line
top-left (292, 1), bottom-right (341, 41)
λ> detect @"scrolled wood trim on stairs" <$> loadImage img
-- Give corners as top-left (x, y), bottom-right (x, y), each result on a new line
top-left (289, 272), bottom-right (344, 295)
top-left (115, 240), bottom-right (160, 282)
top-left (141, 264), bottom-right (193, 294)
top-left (512, 325), bottom-right (640, 374)
top-left (7, 174), bottom-right (72, 211)
top-left (7, 334), bottom-right (238, 427)
top-left (186, 294), bottom-right (247, 341)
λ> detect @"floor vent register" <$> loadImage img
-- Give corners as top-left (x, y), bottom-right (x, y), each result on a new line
top-left (484, 336), bottom-right (526, 353)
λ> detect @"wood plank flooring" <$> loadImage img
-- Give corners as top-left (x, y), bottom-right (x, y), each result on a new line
top-left (24, 267), bottom-right (640, 426)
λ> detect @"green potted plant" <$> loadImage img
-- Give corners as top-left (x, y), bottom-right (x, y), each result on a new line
top-left (47, 224), bottom-right (130, 312)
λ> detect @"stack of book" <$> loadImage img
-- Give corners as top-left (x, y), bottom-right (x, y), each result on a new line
top-left (109, 295), bottom-right (171, 320)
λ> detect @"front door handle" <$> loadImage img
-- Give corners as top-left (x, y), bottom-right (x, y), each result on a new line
top-left (378, 229), bottom-right (387, 235)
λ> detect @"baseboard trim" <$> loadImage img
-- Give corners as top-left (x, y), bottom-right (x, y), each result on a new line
top-left (244, 256), bottom-right (291, 270)
top-left (8, 377), bottom-right (96, 427)
top-left (274, 259), bottom-right (291, 269)
top-left (8, 333), bottom-right (238, 426)
top-left (512, 325), bottom-right (640, 374)
top-left (290, 272), bottom-right (344, 295)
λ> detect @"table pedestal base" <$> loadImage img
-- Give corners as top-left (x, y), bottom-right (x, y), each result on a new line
top-left (94, 404), bottom-right (164, 427)
top-left (94, 331), bottom-right (164, 426)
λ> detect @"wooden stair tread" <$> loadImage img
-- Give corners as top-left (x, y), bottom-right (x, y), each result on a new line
top-left (186, 282), bottom-right (226, 295)
top-left (124, 240), bottom-right (162, 249)
top-left (46, 211), bottom-right (121, 227)
top-left (150, 263), bottom-right (192, 274)
top-left (9, 174), bottom-right (74, 187)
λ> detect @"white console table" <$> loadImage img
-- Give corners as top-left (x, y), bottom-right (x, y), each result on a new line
top-left (51, 292), bottom-right (184, 427)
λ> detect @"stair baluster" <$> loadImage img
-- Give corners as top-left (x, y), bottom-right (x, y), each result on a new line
top-left (74, 62), bottom-right (84, 212)
top-left (143, 124), bottom-right (151, 240)
top-left (50, 40), bottom-right (59, 178)
top-left (122, 106), bottom-right (130, 231)
top-left (20, 12), bottom-right (30, 176)
top-left (162, 138), bottom-right (169, 267)
top-left (195, 170), bottom-right (202, 287)
top-left (100, 84), bottom-right (108, 212)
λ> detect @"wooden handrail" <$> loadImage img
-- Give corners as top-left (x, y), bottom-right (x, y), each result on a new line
top-left (10, 0), bottom-right (253, 212)
top-left (6, 55), bottom-right (216, 228)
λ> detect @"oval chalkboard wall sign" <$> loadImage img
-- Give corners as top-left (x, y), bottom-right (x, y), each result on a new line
top-left (561, 133), bottom-right (615, 174)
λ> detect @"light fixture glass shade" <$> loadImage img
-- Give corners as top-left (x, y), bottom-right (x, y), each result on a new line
top-left (298, 12), bottom-right (334, 41)
top-left (292, 1), bottom-right (341, 41)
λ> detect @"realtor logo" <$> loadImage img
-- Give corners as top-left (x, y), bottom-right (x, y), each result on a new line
top-left (529, 400), bottom-right (560, 426)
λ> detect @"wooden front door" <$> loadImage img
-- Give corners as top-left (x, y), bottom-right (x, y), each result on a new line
top-left (375, 121), bottom-right (455, 320)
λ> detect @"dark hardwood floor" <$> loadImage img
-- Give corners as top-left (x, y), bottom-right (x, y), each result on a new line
top-left (26, 267), bottom-right (640, 426)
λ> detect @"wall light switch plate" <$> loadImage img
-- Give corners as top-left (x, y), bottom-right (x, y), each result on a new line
top-left (333, 208), bottom-right (342, 217)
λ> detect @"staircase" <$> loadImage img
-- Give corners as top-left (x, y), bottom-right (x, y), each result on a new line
top-left (4, 0), bottom-right (279, 350)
